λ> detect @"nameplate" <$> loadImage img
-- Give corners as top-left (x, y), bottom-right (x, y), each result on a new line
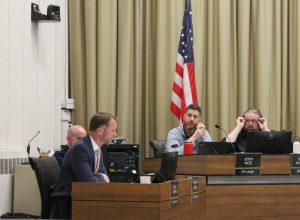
top-left (170, 180), bottom-right (179, 198)
top-left (191, 176), bottom-right (199, 193)
top-left (191, 193), bottom-right (199, 202)
top-left (170, 197), bottom-right (179, 208)
top-left (235, 153), bottom-right (261, 176)
top-left (291, 154), bottom-right (300, 167)
top-left (291, 168), bottom-right (300, 175)
top-left (170, 180), bottom-right (179, 208)
top-left (191, 176), bottom-right (199, 202)
top-left (235, 168), bottom-right (261, 176)
top-left (291, 154), bottom-right (300, 175)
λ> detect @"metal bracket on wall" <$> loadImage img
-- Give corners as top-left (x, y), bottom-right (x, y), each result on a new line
top-left (31, 3), bottom-right (60, 23)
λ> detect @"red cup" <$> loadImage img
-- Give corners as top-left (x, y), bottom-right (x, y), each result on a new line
top-left (184, 142), bottom-right (193, 155)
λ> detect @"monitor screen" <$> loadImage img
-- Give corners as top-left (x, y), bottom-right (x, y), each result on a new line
top-left (102, 144), bottom-right (139, 183)
top-left (245, 131), bottom-right (292, 154)
top-left (152, 151), bottom-right (178, 183)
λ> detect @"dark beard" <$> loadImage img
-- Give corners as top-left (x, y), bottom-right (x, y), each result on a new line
top-left (183, 123), bottom-right (196, 138)
top-left (184, 122), bottom-right (196, 130)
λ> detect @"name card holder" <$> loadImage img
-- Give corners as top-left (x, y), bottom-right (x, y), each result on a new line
top-left (191, 176), bottom-right (199, 202)
top-left (235, 153), bottom-right (261, 176)
top-left (291, 154), bottom-right (300, 175)
top-left (170, 180), bottom-right (179, 208)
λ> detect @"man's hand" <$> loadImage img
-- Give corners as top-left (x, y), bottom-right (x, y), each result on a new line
top-left (189, 122), bottom-right (206, 142)
top-left (100, 173), bottom-right (110, 183)
top-left (258, 117), bottom-right (270, 131)
top-left (236, 116), bottom-right (245, 130)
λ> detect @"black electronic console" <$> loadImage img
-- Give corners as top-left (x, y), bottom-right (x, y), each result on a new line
top-left (102, 144), bottom-right (140, 183)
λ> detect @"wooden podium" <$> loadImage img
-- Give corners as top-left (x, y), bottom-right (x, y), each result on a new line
top-left (72, 177), bottom-right (206, 220)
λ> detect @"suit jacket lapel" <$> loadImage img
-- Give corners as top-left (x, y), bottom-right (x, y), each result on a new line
top-left (84, 135), bottom-right (96, 170)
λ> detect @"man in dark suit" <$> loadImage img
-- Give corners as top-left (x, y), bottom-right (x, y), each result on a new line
top-left (53, 112), bottom-right (118, 193)
top-left (53, 125), bottom-right (87, 166)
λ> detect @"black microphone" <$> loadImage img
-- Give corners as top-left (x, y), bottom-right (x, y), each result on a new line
top-left (27, 131), bottom-right (41, 158)
top-left (214, 124), bottom-right (236, 153)
top-left (136, 155), bottom-right (166, 183)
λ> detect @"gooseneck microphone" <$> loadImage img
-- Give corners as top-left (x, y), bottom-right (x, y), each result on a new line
top-left (27, 131), bottom-right (41, 158)
top-left (214, 124), bottom-right (236, 153)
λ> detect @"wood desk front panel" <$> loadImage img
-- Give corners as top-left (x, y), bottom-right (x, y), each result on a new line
top-left (261, 155), bottom-right (291, 174)
top-left (72, 177), bottom-right (206, 220)
top-left (145, 155), bottom-right (292, 175)
top-left (73, 195), bottom-right (205, 220)
top-left (207, 184), bottom-right (300, 219)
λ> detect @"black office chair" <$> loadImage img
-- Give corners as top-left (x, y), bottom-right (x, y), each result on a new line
top-left (149, 139), bottom-right (167, 157)
top-left (29, 157), bottom-right (71, 219)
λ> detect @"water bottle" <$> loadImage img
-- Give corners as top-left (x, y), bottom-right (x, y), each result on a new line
top-left (293, 137), bottom-right (300, 153)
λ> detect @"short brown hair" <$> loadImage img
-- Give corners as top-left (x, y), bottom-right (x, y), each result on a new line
top-left (89, 112), bottom-right (117, 132)
top-left (185, 104), bottom-right (202, 115)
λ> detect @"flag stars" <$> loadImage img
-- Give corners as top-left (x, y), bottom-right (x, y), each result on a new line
top-left (176, 1), bottom-right (194, 62)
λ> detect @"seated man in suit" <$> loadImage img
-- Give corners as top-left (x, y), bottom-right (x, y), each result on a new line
top-left (226, 108), bottom-right (270, 152)
top-left (53, 112), bottom-right (117, 193)
top-left (53, 125), bottom-right (86, 166)
top-left (165, 104), bottom-right (212, 155)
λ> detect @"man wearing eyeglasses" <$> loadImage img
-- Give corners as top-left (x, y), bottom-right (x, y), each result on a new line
top-left (226, 108), bottom-right (270, 152)
top-left (53, 125), bottom-right (86, 166)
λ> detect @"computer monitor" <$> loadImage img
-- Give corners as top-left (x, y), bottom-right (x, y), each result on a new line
top-left (102, 144), bottom-right (139, 183)
top-left (197, 142), bottom-right (235, 154)
top-left (245, 131), bottom-right (292, 154)
top-left (152, 151), bottom-right (178, 183)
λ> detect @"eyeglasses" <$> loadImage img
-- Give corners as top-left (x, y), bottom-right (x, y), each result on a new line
top-left (244, 119), bottom-right (259, 123)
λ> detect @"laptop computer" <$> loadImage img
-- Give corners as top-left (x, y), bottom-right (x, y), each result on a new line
top-left (197, 142), bottom-right (235, 154)
top-left (245, 131), bottom-right (292, 154)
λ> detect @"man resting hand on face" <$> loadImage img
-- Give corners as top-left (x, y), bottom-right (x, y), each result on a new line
top-left (165, 104), bottom-right (212, 155)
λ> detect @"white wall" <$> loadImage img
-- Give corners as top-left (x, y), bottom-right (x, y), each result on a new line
top-left (0, 0), bottom-right (68, 159)
top-left (0, 0), bottom-right (68, 215)
top-left (0, 175), bottom-right (13, 214)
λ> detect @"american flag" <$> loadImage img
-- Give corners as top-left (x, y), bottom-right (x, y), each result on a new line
top-left (170, 0), bottom-right (198, 122)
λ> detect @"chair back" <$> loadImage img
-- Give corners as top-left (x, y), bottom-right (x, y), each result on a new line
top-left (29, 157), bottom-right (60, 219)
top-left (149, 140), bottom-right (167, 157)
